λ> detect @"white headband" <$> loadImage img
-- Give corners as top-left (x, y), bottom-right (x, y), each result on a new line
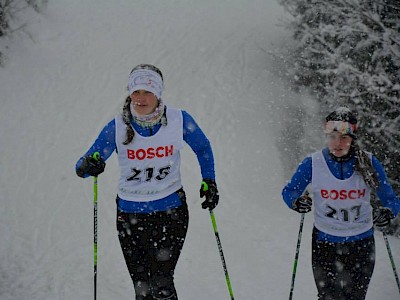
top-left (128, 69), bottom-right (163, 99)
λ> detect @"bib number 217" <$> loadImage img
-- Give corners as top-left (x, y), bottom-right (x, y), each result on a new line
top-left (325, 205), bottom-right (361, 222)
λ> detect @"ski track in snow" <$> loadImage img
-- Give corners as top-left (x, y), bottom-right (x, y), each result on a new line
top-left (0, 1), bottom-right (399, 299)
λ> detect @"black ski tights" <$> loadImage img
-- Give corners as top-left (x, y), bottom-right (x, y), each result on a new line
top-left (312, 228), bottom-right (375, 300)
top-left (117, 191), bottom-right (189, 300)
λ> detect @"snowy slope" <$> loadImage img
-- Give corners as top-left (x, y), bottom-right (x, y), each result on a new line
top-left (0, 1), bottom-right (399, 299)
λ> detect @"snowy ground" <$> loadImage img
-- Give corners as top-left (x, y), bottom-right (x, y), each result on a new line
top-left (0, 1), bottom-right (399, 299)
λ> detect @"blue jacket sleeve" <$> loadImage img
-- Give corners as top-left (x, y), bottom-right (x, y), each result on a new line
top-left (182, 111), bottom-right (215, 180)
top-left (75, 119), bottom-right (117, 178)
top-left (282, 156), bottom-right (312, 209)
top-left (373, 155), bottom-right (400, 216)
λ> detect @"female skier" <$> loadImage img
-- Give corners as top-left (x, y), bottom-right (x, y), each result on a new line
top-left (76, 64), bottom-right (219, 300)
top-left (282, 107), bottom-right (400, 299)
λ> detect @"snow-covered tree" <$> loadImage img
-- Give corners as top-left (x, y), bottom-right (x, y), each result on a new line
top-left (279, 0), bottom-right (400, 234)
top-left (0, 0), bottom-right (47, 64)
top-left (0, 0), bottom-right (13, 36)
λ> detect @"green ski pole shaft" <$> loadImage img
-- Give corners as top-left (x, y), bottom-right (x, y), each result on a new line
top-left (202, 181), bottom-right (234, 299)
top-left (93, 152), bottom-right (100, 300)
top-left (210, 211), bottom-right (235, 299)
top-left (382, 231), bottom-right (400, 295)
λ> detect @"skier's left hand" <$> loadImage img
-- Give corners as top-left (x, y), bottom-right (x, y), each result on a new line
top-left (200, 179), bottom-right (219, 210)
top-left (373, 207), bottom-right (394, 227)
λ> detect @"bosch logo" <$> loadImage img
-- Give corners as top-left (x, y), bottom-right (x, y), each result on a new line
top-left (320, 189), bottom-right (366, 200)
top-left (127, 145), bottom-right (174, 160)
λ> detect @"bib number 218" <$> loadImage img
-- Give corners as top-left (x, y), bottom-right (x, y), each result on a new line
top-left (126, 166), bottom-right (171, 182)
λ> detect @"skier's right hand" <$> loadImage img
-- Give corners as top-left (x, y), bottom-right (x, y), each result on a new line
top-left (292, 194), bottom-right (312, 213)
top-left (76, 154), bottom-right (106, 178)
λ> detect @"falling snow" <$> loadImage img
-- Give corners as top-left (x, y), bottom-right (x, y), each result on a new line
top-left (0, 1), bottom-right (399, 299)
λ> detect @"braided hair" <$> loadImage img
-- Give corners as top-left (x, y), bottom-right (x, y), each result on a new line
top-left (122, 96), bottom-right (135, 145)
top-left (353, 142), bottom-right (379, 189)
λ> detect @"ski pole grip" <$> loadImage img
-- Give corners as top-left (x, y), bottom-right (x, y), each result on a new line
top-left (93, 152), bottom-right (100, 161)
top-left (201, 181), bottom-right (209, 192)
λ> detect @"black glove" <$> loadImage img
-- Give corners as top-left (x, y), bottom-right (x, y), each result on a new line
top-left (200, 179), bottom-right (219, 210)
top-left (373, 207), bottom-right (394, 227)
top-left (76, 154), bottom-right (106, 178)
top-left (292, 194), bottom-right (312, 213)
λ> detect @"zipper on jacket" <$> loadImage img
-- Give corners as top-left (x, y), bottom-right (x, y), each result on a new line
top-left (340, 161), bottom-right (344, 179)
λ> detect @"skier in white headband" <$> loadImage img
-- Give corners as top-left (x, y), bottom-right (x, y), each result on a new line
top-left (76, 64), bottom-right (219, 300)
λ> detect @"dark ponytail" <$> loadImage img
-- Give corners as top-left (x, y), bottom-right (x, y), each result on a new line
top-left (353, 142), bottom-right (379, 189)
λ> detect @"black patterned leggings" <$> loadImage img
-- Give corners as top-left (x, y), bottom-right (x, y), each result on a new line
top-left (312, 227), bottom-right (375, 300)
top-left (116, 191), bottom-right (189, 300)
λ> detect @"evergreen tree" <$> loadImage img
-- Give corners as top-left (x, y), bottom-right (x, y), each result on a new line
top-left (280, 0), bottom-right (400, 234)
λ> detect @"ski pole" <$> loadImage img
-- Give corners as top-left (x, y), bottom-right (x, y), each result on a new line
top-left (93, 152), bottom-right (100, 300)
top-left (289, 191), bottom-right (309, 300)
top-left (370, 194), bottom-right (400, 295)
top-left (289, 212), bottom-right (305, 300)
top-left (209, 210), bottom-right (235, 299)
top-left (382, 231), bottom-right (400, 295)
top-left (202, 182), bottom-right (234, 300)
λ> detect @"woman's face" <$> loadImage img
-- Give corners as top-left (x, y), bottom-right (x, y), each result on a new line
top-left (327, 131), bottom-right (353, 157)
top-left (130, 90), bottom-right (158, 115)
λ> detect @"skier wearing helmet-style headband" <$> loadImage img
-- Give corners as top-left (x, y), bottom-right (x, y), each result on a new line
top-left (282, 106), bottom-right (400, 299)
